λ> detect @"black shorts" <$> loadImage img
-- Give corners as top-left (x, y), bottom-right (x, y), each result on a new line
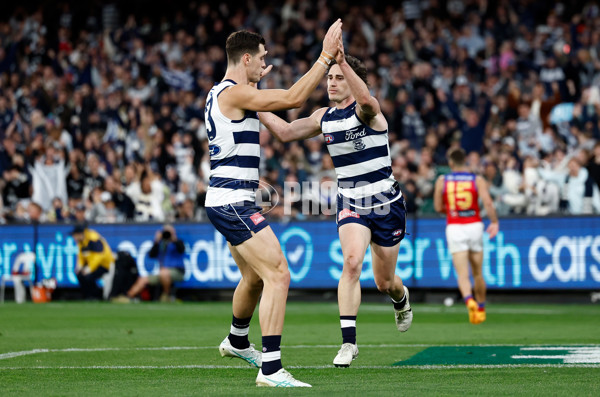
top-left (206, 202), bottom-right (269, 246)
top-left (337, 195), bottom-right (407, 247)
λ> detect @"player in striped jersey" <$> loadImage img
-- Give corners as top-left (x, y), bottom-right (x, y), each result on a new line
top-left (205, 21), bottom-right (342, 387)
top-left (259, 38), bottom-right (412, 368)
top-left (433, 148), bottom-right (499, 324)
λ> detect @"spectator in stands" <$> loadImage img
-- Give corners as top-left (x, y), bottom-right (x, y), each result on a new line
top-left (73, 201), bottom-right (88, 223)
top-left (539, 156), bottom-right (600, 214)
top-left (83, 153), bottom-right (106, 198)
top-left (132, 170), bottom-right (165, 221)
top-left (522, 157), bottom-right (560, 216)
top-left (0, 137), bottom-right (18, 175)
top-left (500, 155), bottom-right (527, 214)
top-left (88, 187), bottom-right (108, 223)
top-left (103, 175), bottom-right (135, 220)
top-left (100, 193), bottom-right (125, 223)
top-left (27, 201), bottom-right (46, 223)
top-left (438, 85), bottom-right (492, 156)
top-left (588, 142), bottom-right (600, 190)
top-left (29, 143), bottom-right (68, 212)
top-left (0, 1), bottom-right (599, 219)
top-left (2, 155), bottom-right (31, 216)
top-left (175, 197), bottom-right (196, 221)
top-left (46, 197), bottom-right (69, 223)
top-left (481, 158), bottom-right (507, 216)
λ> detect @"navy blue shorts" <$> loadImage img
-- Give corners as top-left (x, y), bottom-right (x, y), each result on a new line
top-left (206, 202), bottom-right (270, 246)
top-left (336, 195), bottom-right (407, 247)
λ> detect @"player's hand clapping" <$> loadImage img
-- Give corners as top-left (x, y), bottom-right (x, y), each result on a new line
top-left (335, 36), bottom-right (346, 65)
top-left (321, 18), bottom-right (342, 64)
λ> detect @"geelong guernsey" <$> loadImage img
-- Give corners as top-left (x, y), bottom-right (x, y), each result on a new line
top-left (321, 102), bottom-right (400, 208)
top-left (204, 80), bottom-right (261, 207)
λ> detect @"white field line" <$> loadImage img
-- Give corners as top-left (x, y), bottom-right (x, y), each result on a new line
top-left (0, 346), bottom-right (213, 360)
top-left (0, 364), bottom-right (600, 370)
top-left (520, 346), bottom-right (600, 351)
top-left (2, 344), bottom-right (600, 361)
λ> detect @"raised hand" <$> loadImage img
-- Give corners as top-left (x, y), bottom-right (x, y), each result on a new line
top-left (322, 19), bottom-right (342, 58)
top-left (335, 37), bottom-right (345, 65)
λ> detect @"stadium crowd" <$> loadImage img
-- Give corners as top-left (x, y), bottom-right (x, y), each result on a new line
top-left (1, 0), bottom-right (600, 225)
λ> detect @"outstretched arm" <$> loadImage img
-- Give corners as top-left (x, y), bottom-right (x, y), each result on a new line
top-left (476, 175), bottom-right (499, 238)
top-left (227, 19), bottom-right (342, 112)
top-left (334, 37), bottom-right (381, 120)
top-left (259, 108), bottom-right (326, 142)
top-left (437, 88), bottom-right (465, 128)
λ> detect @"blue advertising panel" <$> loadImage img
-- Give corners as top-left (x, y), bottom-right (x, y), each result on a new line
top-left (0, 216), bottom-right (599, 290)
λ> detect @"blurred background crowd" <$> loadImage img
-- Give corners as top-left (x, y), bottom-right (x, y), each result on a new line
top-left (1, 0), bottom-right (600, 225)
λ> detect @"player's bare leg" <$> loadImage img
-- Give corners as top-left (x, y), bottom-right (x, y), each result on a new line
top-left (218, 239), bottom-right (266, 368)
top-left (229, 244), bottom-right (263, 320)
top-left (334, 223), bottom-right (370, 367)
top-left (233, 227), bottom-right (290, 336)
top-left (231, 226), bottom-right (311, 385)
top-left (452, 251), bottom-right (479, 324)
top-left (452, 251), bottom-right (472, 298)
top-left (469, 250), bottom-right (486, 323)
top-left (372, 241), bottom-right (412, 332)
top-left (469, 250), bottom-right (486, 303)
top-left (338, 223), bottom-right (370, 317)
top-left (371, 242), bottom-right (404, 300)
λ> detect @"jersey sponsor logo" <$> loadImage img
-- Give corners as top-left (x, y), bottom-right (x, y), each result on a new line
top-left (250, 212), bottom-right (265, 225)
top-left (209, 145), bottom-right (221, 156)
top-left (338, 208), bottom-right (360, 221)
top-left (353, 138), bottom-right (366, 151)
top-left (345, 127), bottom-right (366, 140)
top-left (458, 210), bottom-right (476, 217)
top-left (324, 134), bottom-right (334, 144)
top-left (392, 228), bottom-right (403, 236)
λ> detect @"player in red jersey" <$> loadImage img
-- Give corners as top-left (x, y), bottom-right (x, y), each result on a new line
top-left (433, 148), bottom-right (499, 324)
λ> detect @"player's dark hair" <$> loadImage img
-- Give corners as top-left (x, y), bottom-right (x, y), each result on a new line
top-left (225, 30), bottom-right (265, 65)
top-left (331, 55), bottom-right (368, 86)
top-left (447, 147), bottom-right (467, 166)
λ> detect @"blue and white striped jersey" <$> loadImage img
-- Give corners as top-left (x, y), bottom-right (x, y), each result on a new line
top-left (321, 102), bottom-right (401, 208)
top-left (204, 80), bottom-right (261, 207)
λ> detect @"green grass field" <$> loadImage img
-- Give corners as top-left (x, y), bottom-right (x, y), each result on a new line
top-left (1, 300), bottom-right (599, 396)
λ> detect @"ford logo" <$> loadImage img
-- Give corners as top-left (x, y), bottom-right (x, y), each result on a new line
top-left (345, 128), bottom-right (366, 140)
top-left (209, 145), bottom-right (221, 156)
